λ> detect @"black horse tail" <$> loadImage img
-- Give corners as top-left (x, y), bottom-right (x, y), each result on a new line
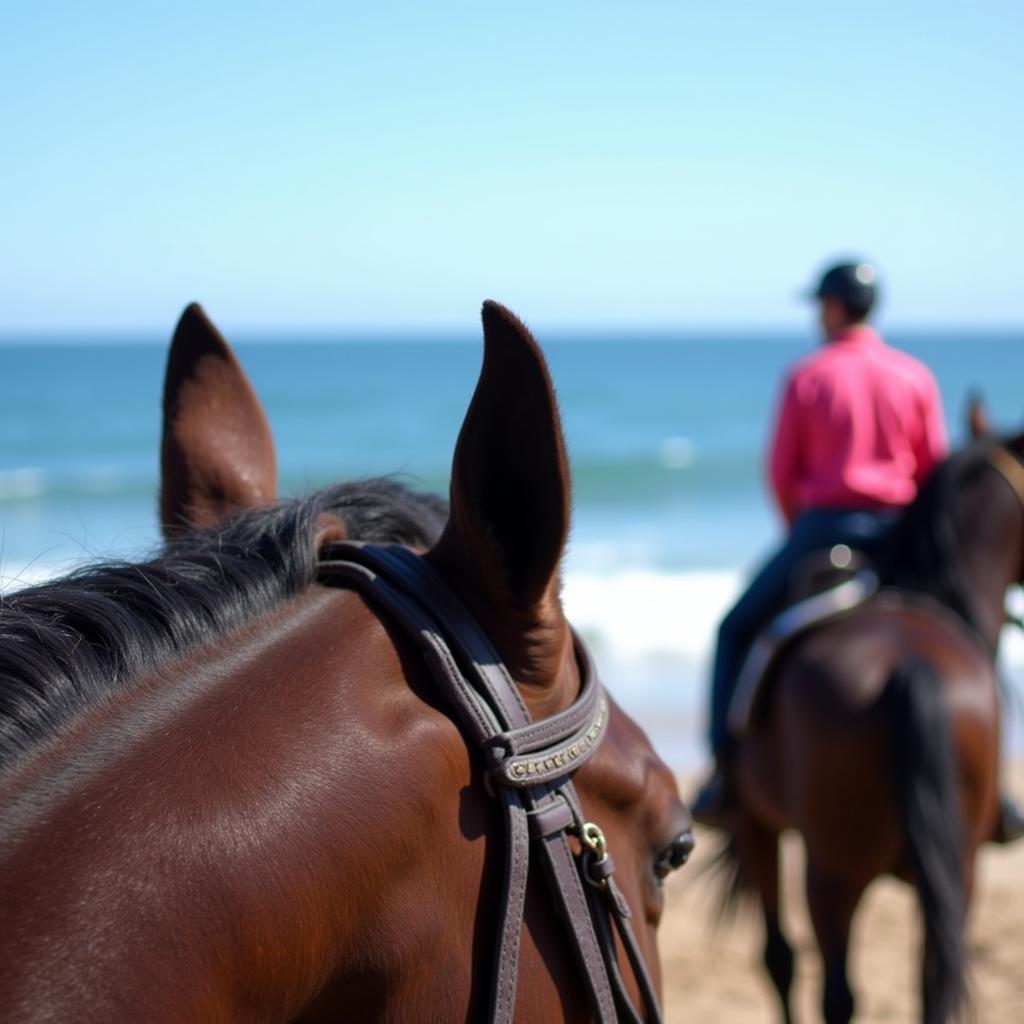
top-left (887, 659), bottom-right (967, 1024)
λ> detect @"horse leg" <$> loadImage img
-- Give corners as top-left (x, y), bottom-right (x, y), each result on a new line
top-left (739, 814), bottom-right (794, 1023)
top-left (805, 862), bottom-right (863, 1024)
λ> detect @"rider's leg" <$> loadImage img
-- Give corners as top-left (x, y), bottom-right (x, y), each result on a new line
top-left (695, 518), bottom-right (827, 824)
top-left (707, 558), bottom-right (794, 751)
top-left (828, 508), bottom-right (901, 560)
top-left (694, 508), bottom-right (899, 826)
top-left (705, 511), bottom-right (857, 753)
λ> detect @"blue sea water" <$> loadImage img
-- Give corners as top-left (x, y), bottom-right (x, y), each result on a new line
top-left (3, 327), bottom-right (1024, 765)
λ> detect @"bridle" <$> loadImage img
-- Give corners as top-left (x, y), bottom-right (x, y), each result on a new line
top-left (318, 541), bottom-right (677, 1023)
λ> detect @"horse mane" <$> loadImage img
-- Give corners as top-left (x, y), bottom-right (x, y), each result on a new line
top-left (880, 438), bottom-right (996, 636)
top-left (0, 478), bottom-right (447, 771)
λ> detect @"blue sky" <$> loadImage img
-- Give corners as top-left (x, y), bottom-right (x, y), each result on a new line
top-left (2, 2), bottom-right (1020, 331)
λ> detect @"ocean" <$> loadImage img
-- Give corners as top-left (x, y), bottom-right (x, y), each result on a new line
top-left (3, 327), bottom-right (1024, 767)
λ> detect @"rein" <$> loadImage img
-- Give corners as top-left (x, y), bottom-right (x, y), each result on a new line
top-left (317, 542), bottom-right (663, 1024)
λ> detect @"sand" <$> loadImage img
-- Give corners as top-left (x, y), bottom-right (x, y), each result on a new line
top-left (659, 770), bottom-right (1024, 1023)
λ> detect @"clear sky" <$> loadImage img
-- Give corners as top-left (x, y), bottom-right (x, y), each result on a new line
top-left (2, 1), bottom-right (1021, 332)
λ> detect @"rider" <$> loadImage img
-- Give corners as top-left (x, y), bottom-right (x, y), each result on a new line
top-left (692, 260), bottom-right (947, 825)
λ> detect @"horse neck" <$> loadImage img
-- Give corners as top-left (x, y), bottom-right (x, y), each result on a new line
top-left (956, 470), bottom-right (1024, 652)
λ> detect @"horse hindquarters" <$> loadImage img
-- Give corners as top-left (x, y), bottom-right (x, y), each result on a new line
top-left (886, 660), bottom-right (967, 1024)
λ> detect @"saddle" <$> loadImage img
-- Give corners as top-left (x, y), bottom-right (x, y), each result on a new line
top-left (726, 545), bottom-right (880, 738)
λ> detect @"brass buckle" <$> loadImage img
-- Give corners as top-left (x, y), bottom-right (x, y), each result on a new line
top-left (578, 821), bottom-right (612, 889)
top-left (579, 821), bottom-right (608, 864)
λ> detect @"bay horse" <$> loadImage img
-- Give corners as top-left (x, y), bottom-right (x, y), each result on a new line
top-left (0, 302), bottom-right (692, 1022)
top-left (721, 409), bottom-right (1023, 1023)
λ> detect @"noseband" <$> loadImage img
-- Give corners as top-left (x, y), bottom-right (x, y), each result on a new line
top-left (318, 542), bottom-right (664, 1024)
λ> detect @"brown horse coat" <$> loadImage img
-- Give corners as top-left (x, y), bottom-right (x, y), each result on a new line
top-left (0, 302), bottom-right (690, 1022)
top-left (726, 414), bottom-right (1019, 1024)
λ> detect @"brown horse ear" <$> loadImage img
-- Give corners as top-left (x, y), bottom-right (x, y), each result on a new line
top-left (967, 392), bottom-right (993, 440)
top-left (160, 303), bottom-right (277, 537)
top-left (429, 300), bottom-right (570, 613)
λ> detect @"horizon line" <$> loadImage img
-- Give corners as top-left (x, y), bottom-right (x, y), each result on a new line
top-left (1, 320), bottom-right (1022, 344)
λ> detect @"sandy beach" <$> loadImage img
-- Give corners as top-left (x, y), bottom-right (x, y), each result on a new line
top-left (659, 768), bottom-right (1024, 1022)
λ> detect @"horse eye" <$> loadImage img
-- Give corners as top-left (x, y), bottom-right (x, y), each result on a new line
top-left (654, 830), bottom-right (695, 880)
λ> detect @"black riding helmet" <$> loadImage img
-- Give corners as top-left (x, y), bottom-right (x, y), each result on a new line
top-left (808, 261), bottom-right (879, 318)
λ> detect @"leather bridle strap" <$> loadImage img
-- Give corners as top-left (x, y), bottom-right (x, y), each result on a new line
top-left (317, 544), bottom-right (617, 1022)
top-left (317, 542), bottom-right (663, 1024)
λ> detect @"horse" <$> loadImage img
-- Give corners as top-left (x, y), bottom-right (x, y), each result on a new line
top-left (718, 405), bottom-right (1024, 1023)
top-left (0, 301), bottom-right (693, 1023)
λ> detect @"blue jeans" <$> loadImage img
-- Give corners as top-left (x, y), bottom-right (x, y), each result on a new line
top-left (708, 507), bottom-right (899, 758)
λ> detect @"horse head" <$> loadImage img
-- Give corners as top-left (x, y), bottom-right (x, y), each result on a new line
top-left (144, 298), bottom-right (691, 1019)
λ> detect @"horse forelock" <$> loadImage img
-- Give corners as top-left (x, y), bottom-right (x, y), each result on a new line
top-left (0, 478), bottom-right (447, 772)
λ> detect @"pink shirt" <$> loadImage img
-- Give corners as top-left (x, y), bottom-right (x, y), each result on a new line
top-left (769, 325), bottom-right (948, 524)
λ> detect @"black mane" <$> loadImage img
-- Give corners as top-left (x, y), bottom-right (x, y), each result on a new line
top-left (881, 438), bottom-right (996, 633)
top-left (0, 479), bottom-right (447, 770)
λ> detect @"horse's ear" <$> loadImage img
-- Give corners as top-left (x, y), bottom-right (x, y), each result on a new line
top-left (967, 391), bottom-right (993, 440)
top-left (429, 301), bottom-right (570, 614)
top-left (160, 303), bottom-right (277, 537)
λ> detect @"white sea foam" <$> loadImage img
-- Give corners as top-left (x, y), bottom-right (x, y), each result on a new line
top-left (0, 468), bottom-right (48, 501)
top-left (562, 567), bottom-right (1024, 763)
top-left (561, 568), bottom-right (743, 768)
top-left (658, 435), bottom-right (697, 470)
top-left (565, 568), bottom-right (1024, 673)
top-left (563, 568), bottom-right (739, 669)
